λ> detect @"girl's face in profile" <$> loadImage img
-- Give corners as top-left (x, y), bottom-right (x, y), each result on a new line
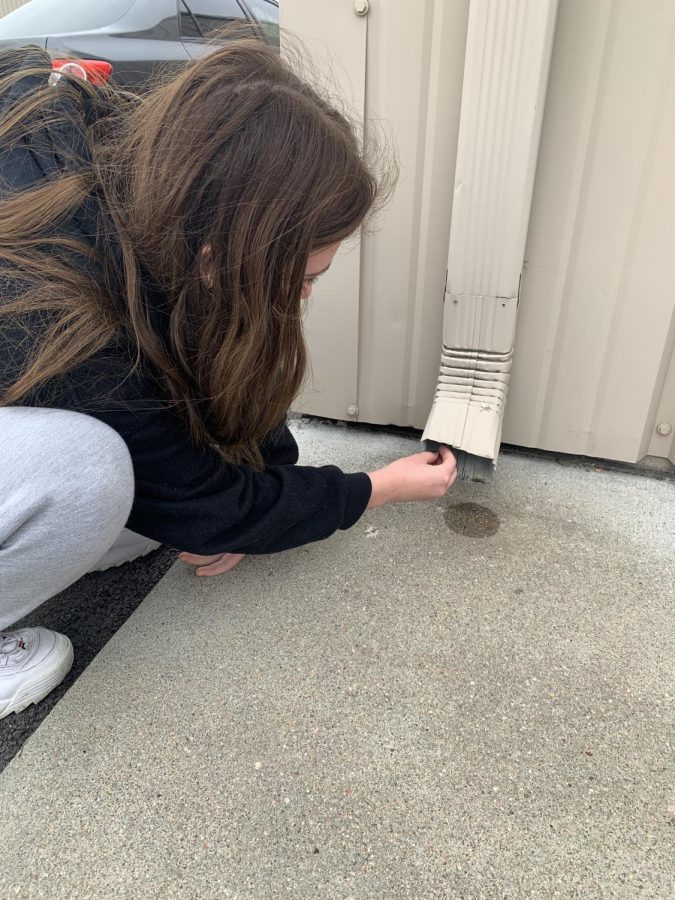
top-left (301, 242), bottom-right (341, 300)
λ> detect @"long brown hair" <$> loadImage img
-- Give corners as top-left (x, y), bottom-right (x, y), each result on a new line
top-left (0, 33), bottom-right (391, 468)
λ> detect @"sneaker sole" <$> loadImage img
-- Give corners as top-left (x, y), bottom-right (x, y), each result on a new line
top-left (0, 634), bottom-right (74, 719)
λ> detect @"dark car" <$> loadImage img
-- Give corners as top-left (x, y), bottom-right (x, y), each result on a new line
top-left (0, 0), bottom-right (279, 88)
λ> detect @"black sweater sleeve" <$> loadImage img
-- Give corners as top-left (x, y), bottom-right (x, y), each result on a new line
top-left (114, 406), bottom-right (371, 555)
top-left (61, 355), bottom-right (371, 555)
top-left (22, 341), bottom-right (372, 557)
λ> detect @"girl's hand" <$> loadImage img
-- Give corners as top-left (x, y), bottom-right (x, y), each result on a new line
top-left (367, 445), bottom-right (457, 509)
top-left (178, 551), bottom-right (246, 577)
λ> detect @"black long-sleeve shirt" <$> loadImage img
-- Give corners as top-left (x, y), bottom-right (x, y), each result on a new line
top-left (0, 49), bottom-right (372, 555)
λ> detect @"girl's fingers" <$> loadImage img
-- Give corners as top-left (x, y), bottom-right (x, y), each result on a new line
top-left (178, 552), bottom-right (223, 566)
top-left (179, 550), bottom-right (247, 577)
top-left (196, 553), bottom-right (246, 577)
top-left (419, 451), bottom-right (441, 464)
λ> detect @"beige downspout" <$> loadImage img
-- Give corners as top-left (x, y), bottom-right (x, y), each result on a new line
top-left (422, 0), bottom-right (558, 481)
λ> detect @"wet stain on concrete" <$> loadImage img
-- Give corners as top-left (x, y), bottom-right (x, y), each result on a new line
top-left (444, 502), bottom-right (500, 537)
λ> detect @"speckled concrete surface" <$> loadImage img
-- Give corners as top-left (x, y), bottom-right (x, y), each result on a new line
top-left (0, 420), bottom-right (673, 899)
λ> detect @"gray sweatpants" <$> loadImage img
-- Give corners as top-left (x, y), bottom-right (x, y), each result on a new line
top-left (0, 407), bottom-right (139, 630)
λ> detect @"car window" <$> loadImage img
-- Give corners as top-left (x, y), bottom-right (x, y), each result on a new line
top-left (121, 0), bottom-right (181, 41)
top-left (0, 0), bottom-right (137, 36)
top-left (244, 0), bottom-right (279, 45)
top-left (179, 1), bottom-right (200, 40)
top-left (180, 0), bottom-right (247, 41)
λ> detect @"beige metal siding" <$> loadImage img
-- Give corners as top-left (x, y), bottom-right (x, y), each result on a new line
top-left (647, 346), bottom-right (675, 463)
top-left (286, 0), bottom-right (675, 465)
top-left (355, 0), bottom-right (470, 430)
top-left (280, 1), bottom-right (368, 420)
top-left (283, 0), bottom-right (470, 427)
top-left (0, 0), bottom-right (29, 17)
top-left (502, 0), bottom-right (675, 463)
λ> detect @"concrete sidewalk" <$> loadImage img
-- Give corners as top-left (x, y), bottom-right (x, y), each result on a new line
top-left (1, 421), bottom-right (673, 899)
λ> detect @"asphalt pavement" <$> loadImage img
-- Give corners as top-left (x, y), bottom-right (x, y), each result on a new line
top-left (0, 546), bottom-right (175, 771)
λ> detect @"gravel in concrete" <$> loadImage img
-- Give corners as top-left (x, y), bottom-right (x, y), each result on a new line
top-left (0, 420), bottom-right (673, 899)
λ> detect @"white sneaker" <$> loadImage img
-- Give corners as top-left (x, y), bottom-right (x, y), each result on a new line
top-left (0, 627), bottom-right (74, 719)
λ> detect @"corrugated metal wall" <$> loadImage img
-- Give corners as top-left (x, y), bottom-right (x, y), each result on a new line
top-left (285, 0), bottom-right (674, 466)
top-left (283, 0), bottom-right (470, 429)
top-left (0, 0), bottom-right (28, 17)
top-left (503, 0), bottom-right (675, 464)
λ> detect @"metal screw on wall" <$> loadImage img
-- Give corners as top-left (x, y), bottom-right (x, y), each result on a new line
top-left (354, 0), bottom-right (370, 16)
top-left (347, 405), bottom-right (359, 416)
top-left (656, 422), bottom-right (672, 436)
